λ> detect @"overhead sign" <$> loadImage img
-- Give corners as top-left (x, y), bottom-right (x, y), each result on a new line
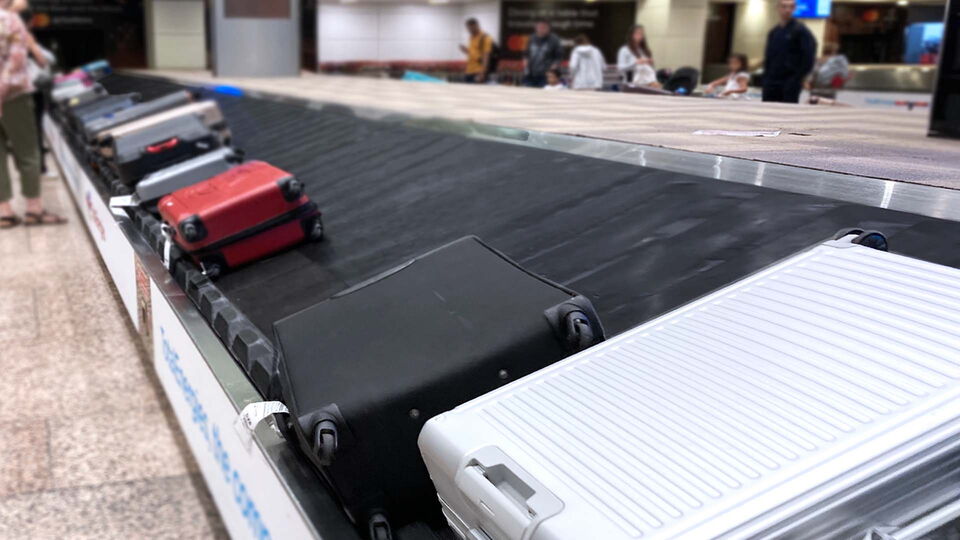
top-left (794, 0), bottom-right (832, 19)
top-left (500, 1), bottom-right (636, 62)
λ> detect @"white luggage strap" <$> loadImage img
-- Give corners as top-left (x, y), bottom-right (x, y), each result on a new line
top-left (233, 401), bottom-right (289, 452)
top-left (159, 223), bottom-right (174, 270)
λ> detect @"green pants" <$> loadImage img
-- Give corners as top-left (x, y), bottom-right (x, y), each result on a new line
top-left (0, 93), bottom-right (41, 202)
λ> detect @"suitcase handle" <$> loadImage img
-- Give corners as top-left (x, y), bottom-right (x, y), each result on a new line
top-left (146, 137), bottom-right (179, 154)
top-left (459, 464), bottom-right (533, 539)
top-left (454, 447), bottom-right (564, 540)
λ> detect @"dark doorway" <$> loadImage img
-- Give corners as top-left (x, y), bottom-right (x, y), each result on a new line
top-left (702, 3), bottom-right (736, 81)
top-left (702, 2), bottom-right (737, 81)
top-left (29, 0), bottom-right (147, 69)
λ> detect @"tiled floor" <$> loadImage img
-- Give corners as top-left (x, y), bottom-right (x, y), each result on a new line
top-left (0, 161), bottom-right (226, 539)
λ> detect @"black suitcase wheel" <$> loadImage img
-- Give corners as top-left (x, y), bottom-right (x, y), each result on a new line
top-left (564, 311), bottom-right (596, 351)
top-left (367, 513), bottom-right (392, 540)
top-left (853, 230), bottom-right (888, 251)
top-left (306, 216), bottom-right (324, 242)
top-left (278, 177), bottom-right (303, 201)
top-left (312, 419), bottom-right (338, 466)
top-left (199, 256), bottom-right (225, 279)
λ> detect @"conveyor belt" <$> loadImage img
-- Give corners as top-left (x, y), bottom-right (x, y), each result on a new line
top-left (102, 73), bottom-right (960, 341)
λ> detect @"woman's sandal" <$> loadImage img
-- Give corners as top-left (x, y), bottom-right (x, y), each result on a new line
top-left (0, 215), bottom-right (22, 229)
top-left (23, 210), bottom-right (67, 226)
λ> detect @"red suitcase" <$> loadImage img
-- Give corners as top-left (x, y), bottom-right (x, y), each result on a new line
top-left (158, 161), bottom-right (323, 278)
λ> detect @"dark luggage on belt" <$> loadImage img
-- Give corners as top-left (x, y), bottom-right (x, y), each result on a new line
top-left (157, 160), bottom-right (323, 278)
top-left (81, 90), bottom-right (193, 142)
top-left (66, 93), bottom-right (141, 134)
top-left (271, 236), bottom-right (605, 540)
top-left (108, 113), bottom-right (220, 186)
top-left (136, 146), bottom-right (243, 204)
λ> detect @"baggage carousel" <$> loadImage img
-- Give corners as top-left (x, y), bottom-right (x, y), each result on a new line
top-left (49, 72), bottom-right (960, 540)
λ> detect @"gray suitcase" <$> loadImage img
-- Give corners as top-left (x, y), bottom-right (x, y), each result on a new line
top-left (52, 83), bottom-right (107, 108)
top-left (95, 101), bottom-right (229, 152)
top-left (419, 232), bottom-right (960, 540)
top-left (82, 90), bottom-right (194, 142)
top-left (135, 147), bottom-right (242, 203)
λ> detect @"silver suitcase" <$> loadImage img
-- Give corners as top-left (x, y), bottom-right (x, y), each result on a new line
top-left (135, 147), bottom-right (242, 203)
top-left (94, 101), bottom-right (229, 154)
top-left (419, 234), bottom-right (960, 540)
top-left (82, 90), bottom-right (194, 142)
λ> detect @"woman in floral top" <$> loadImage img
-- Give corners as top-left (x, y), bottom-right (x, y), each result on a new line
top-left (0, 0), bottom-right (64, 228)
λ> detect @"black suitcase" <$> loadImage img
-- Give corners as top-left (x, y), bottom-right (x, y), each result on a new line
top-left (66, 93), bottom-right (141, 134)
top-left (108, 113), bottom-right (221, 186)
top-left (272, 236), bottom-right (605, 540)
top-left (81, 90), bottom-right (194, 142)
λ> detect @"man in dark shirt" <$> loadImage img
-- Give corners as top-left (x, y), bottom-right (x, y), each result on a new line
top-left (523, 20), bottom-right (563, 88)
top-left (763, 0), bottom-right (817, 103)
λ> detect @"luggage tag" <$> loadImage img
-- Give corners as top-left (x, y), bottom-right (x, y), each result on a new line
top-left (160, 224), bottom-right (174, 270)
top-left (110, 195), bottom-right (139, 219)
top-left (109, 194), bottom-right (139, 209)
top-left (233, 401), bottom-right (289, 452)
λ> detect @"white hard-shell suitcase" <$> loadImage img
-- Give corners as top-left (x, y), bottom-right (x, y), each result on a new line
top-left (135, 147), bottom-right (242, 203)
top-left (419, 233), bottom-right (960, 540)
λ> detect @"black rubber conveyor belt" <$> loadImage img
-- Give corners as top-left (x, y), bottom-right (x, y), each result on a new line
top-left (104, 74), bottom-right (960, 341)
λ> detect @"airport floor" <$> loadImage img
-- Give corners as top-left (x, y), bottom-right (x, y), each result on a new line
top-left (0, 159), bottom-right (226, 539)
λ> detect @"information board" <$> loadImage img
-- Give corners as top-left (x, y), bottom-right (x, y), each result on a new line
top-left (500, 1), bottom-right (636, 62)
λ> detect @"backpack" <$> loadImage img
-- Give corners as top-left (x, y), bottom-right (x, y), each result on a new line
top-left (484, 34), bottom-right (501, 75)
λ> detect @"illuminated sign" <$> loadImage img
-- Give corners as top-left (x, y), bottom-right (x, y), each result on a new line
top-left (795, 0), bottom-right (831, 19)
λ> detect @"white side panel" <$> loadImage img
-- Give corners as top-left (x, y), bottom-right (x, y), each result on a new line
top-left (318, 2), bottom-right (498, 62)
top-left (319, 5), bottom-right (380, 40)
top-left (47, 117), bottom-right (321, 539)
top-left (151, 282), bottom-right (316, 540)
top-left (421, 241), bottom-right (960, 540)
top-left (45, 116), bottom-right (139, 328)
top-left (146, 0), bottom-right (206, 70)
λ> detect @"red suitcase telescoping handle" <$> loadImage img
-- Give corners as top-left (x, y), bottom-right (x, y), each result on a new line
top-left (146, 137), bottom-right (179, 154)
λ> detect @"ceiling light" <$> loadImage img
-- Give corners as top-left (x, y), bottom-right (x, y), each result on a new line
top-left (896, 0), bottom-right (908, 5)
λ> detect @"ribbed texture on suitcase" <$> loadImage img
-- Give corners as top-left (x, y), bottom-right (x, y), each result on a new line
top-left (473, 244), bottom-right (960, 538)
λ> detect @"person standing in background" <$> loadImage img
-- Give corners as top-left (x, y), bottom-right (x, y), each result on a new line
top-left (22, 4), bottom-right (54, 175)
top-left (569, 34), bottom-right (605, 90)
top-left (460, 18), bottom-right (494, 84)
top-left (0, 0), bottom-right (64, 229)
top-left (617, 24), bottom-right (659, 88)
top-left (762, 0), bottom-right (816, 103)
top-left (523, 20), bottom-right (562, 88)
